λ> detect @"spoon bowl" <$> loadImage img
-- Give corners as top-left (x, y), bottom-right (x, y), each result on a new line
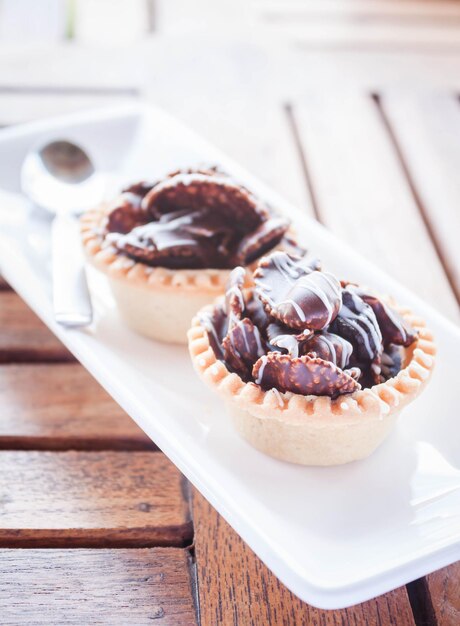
top-left (21, 139), bottom-right (106, 215)
top-left (21, 138), bottom-right (101, 327)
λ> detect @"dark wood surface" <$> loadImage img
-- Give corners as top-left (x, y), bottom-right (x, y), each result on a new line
top-left (0, 450), bottom-right (192, 548)
top-left (192, 492), bottom-right (416, 626)
top-left (425, 564), bottom-right (460, 626)
top-left (0, 291), bottom-right (73, 362)
top-left (0, 363), bottom-right (154, 450)
top-left (0, 549), bottom-right (197, 625)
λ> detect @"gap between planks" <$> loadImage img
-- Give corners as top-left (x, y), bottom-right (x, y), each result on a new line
top-left (0, 361), bottom-right (156, 452)
top-left (376, 92), bottom-right (460, 307)
top-left (406, 578), bottom-right (439, 626)
top-left (284, 92), bottom-right (459, 626)
top-left (192, 490), bottom-right (417, 626)
top-left (286, 92), bottom-right (460, 321)
top-left (0, 450), bottom-right (193, 549)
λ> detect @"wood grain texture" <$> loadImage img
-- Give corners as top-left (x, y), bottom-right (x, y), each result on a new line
top-left (0, 363), bottom-right (153, 450)
top-left (0, 548), bottom-right (197, 625)
top-left (0, 93), bottom-right (136, 126)
top-left (152, 97), bottom-right (315, 215)
top-left (291, 93), bottom-right (460, 322)
top-left (192, 491), bottom-right (415, 626)
top-left (260, 0), bottom-right (460, 20)
top-left (263, 20), bottom-right (460, 52)
top-left (0, 291), bottom-right (73, 362)
top-left (426, 563), bottom-right (460, 626)
top-left (381, 92), bottom-right (460, 304)
top-left (0, 451), bottom-right (192, 547)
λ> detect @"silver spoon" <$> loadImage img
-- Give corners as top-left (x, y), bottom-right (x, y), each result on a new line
top-left (21, 139), bottom-right (106, 327)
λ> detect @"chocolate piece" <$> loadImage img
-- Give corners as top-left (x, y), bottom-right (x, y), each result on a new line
top-left (266, 322), bottom-right (312, 357)
top-left (142, 173), bottom-right (267, 230)
top-left (351, 288), bottom-right (416, 347)
top-left (106, 192), bottom-right (149, 234)
top-left (303, 331), bottom-right (353, 370)
top-left (122, 181), bottom-right (156, 197)
top-left (232, 217), bottom-right (290, 265)
top-left (225, 266), bottom-right (246, 320)
top-left (329, 288), bottom-right (382, 364)
top-left (122, 166), bottom-right (224, 198)
top-left (252, 352), bottom-right (360, 398)
top-left (110, 210), bottom-right (223, 268)
top-left (255, 252), bottom-right (340, 331)
top-left (380, 345), bottom-right (404, 381)
top-left (103, 168), bottom-right (292, 270)
top-left (199, 304), bottom-right (228, 359)
top-left (223, 317), bottom-right (265, 380)
top-left (204, 252), bottom-right (417, 396)
top-left (245, 295), bottom-right (271, 334)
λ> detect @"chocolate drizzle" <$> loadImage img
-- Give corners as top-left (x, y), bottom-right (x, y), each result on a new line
top-left (203, 251), bottom-right (417, 398)
top-left (103, 168), bottom-right (292, 269)
top-left (329, 287), bottom-right (383, 365)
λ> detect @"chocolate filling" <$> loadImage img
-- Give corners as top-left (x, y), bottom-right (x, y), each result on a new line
top-left (102, 168), bottom-right (292, 269)
top-left (203, 251), bottom-right (417, 397)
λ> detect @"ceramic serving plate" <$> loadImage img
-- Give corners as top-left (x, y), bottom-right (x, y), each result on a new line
top-left (0, 104), bottom-right (459, 610)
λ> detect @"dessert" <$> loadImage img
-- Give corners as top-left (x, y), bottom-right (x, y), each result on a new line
top-left (188, 251), bottom-right (435, 465)
top-left (81, 167), bottom-right (298, 343)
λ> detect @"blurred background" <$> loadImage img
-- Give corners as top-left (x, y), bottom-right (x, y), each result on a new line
top-left (0, 0), bottom-right (459, 317)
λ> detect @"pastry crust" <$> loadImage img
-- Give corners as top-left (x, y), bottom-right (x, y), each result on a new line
top-left (188, 303), bottom-right (436, 465)
top-left (81, 206), bottom-right (234, 343)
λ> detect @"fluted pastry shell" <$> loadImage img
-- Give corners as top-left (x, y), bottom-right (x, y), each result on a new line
top-left (81, 206), bottom-right (238, 343)
top-left (187, 303), bottom-right (436, 466)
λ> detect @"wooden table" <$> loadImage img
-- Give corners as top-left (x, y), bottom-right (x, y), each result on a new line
top-left (1, 1), bottom-right (460, 623)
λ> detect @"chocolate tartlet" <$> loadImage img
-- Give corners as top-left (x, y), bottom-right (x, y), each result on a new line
top-left (188, 251), bottom-right (435, 465)
top-left (81, 168), bottom-right (298, 343)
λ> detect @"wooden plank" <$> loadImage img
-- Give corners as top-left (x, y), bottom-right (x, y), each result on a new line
top-left (0, 291), bottom-right (73, 362)
top-left (381, 92), bottom-right (460, 304)
top-left (0, 45), bottom-right (139, 91)
top-left (0, 39), bottom-right (459, 104)
top-left (261, 20), bottom-right (460, 52)
top-left (192, 491), bottom-right (415, 625)
top-left (0, 363), bottom-right (153, 450)
top-left (0, 93), bottom-right (136, 126)
top-left (145, 91), bottom-right (314, 213)
top-left (0, 548), bottom-right (197, 625)
top-left (259, 0), bottom-right (460, 21)
top-left (291, 93), bottom-right (460, 321)
top-left (425, 563), bottom-right (460, 626)
top-left (0, 451), bottom-right (192, 547)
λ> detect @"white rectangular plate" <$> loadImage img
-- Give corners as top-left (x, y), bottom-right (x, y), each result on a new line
top-left (0, 104), bottom-right (459, 610)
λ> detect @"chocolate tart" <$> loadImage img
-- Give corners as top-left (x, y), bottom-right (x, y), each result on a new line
top-left (188, 252), bottom-right (436, 466)
top-left (81, 168), bottom-right (298, 343)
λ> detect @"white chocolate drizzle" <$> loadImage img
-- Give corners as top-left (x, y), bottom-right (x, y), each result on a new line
top-left (255, 355), bottom-right (269, 385)
top-left (339, 290), bottom-right (382, 359)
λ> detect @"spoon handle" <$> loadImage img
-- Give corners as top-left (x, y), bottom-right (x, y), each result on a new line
top-left (52, 213), bottom-right (93, 327)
